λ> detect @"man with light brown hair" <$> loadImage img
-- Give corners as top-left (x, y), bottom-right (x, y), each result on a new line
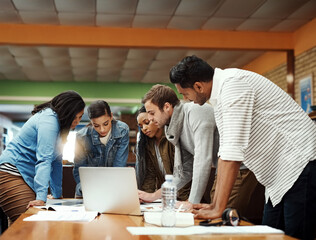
top-left (141, 84), bottom-right (219, 204)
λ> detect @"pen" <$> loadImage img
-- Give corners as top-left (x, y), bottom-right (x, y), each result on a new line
top-left (177, 204), bottom-right (183, 213)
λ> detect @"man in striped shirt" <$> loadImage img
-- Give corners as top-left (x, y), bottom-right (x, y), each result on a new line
top-left (170, 55), bottom-right (316, 240)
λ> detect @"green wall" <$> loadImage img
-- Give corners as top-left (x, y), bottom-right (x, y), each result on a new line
top-left (0, 80), bottom-right (179, 109)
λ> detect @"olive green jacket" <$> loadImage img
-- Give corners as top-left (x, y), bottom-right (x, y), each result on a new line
top-left (141, 133), bottom-right (191, 201)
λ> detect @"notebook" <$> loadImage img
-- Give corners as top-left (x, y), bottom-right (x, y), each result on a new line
top-left (79, 167), bottom-right (142, 215)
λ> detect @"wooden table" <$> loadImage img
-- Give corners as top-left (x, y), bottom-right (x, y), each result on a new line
top-left (0, 209), bottom-right (297, 240)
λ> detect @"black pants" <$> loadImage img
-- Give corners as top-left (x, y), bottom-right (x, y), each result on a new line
top-left (262, 160), bottom-right (316, 240)
top-left (0, 207), bottom-right (8, 235)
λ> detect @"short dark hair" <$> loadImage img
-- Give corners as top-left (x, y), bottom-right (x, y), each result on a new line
top-left (87, 100), bottom-right (112, 119)
top-left (142, 84), bottom-right (179, 111)
top-left (170, 55), bottom-right (214, 88)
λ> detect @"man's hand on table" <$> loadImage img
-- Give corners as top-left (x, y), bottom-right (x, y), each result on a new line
top-left (192, 203), bottom-right (222, 219)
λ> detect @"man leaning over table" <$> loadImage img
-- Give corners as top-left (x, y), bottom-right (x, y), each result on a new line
top-left (140, 84), bottom-right (219, 204)
top-left (169, 55), bottom-right (316, 240)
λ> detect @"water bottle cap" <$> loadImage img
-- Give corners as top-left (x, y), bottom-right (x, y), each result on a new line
top-left (165, 175), bottom-right (173, 181)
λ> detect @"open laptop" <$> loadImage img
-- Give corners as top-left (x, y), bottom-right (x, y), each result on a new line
top-left (79, 167), bottom-right (142, 216)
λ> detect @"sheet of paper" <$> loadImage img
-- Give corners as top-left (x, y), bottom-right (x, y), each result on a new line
top-left (144, 212), bottom-right (194, 227)
top-left (46, 198), bottom-right (83, 206)
top-left (140, 201), bottom-right (185, 212)
top-left (23, 210), bottom-right (98, 222)
top-left (33, 199), bottom-right (85, 212)
top-left (126, 225), bottom-right (284, 236)
top-left (140, 202), bottom-right (162, 212)
top-left (34, 205), bottom-right (86, 212)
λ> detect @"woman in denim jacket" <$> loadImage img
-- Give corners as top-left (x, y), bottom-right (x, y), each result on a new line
top-left (73, 100), bottom-right (129, 197)
top-left (0, 91), bottom-right (85, 222)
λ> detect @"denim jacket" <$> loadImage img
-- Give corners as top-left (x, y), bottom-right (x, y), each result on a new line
top-left (0, 108), bottom-right (63, 202)
top-left (73, 119), bottom-right (129, 196)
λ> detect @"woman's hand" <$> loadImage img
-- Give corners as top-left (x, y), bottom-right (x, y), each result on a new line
top-left (26, 200), bottom-right (45, 209)
top-left (176, 201), bottom-right (193, 212)
top-left (47, 194), bottom-right (54, 199)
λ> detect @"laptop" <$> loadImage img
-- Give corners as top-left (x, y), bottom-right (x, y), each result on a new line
top-left (79, 167), bottom-right (142, 216)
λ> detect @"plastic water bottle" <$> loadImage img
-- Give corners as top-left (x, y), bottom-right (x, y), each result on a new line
top-left (161, 175), bottom-right (177, 227)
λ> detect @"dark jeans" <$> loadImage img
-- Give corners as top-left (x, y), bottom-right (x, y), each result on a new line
top-left (262, 160), bottom-right (316, 240)
top-left (0, 207), bottom-right (8, 235)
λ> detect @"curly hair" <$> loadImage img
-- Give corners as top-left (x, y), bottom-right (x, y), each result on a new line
top-left (134, 106), bottom-right (148, 189)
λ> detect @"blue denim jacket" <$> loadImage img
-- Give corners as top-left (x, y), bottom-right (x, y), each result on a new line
top-left (73, 120), bottom-right (129, 196)
top-left (0, 108), bottom-right (63, 202)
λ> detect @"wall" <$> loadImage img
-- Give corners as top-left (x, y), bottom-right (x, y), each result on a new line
top-left (263, 46), bottom-right (316, 105)
top-left (0, 114), bottom-right (12, 155)
top-left (0, 80), bottom-right (178, 107)
top-left (121, 113), bottom-right (138, 165)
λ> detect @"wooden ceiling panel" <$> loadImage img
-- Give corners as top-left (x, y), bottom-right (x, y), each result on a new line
top-left (142, 70), bottom-right (170, 83)
top-left (46, 66), bottom-right (72, 75)
top-left (175, 0), bottom-right (221, 17)
top-left (43, 57), bottom-right (71, 67)
top-left (270, 19), bottom-right (310, 32)
top-left (23, 67), bottom-right (50, 81)
top-left (251, 0), bottom-right (310, 19)
top-left (0, 46), bottom-right (14, 59)
top-left (0, 56), bottom-right (16, 66)
top-left (69, 47), bottom-right (98, 58)
top-left (96, 0), bottom-right (138, 15)
top-left (12, 0), bottom-right (55, 12)
top-left (54, 0), bottom-right (95, 13)
top-left (237, 18), bottom-right (281, 31)
top-left (137, 0), bottom-right (179, 16)
top-left (185, 50), bottom-right (215, 60)
top-left (202, 17), bottom-right (245, 30)
top-left (15, 57), bottom-right (43, 67)
top-left (123, 59), bottom-right (151, 69)
top-left (58, 13), bottom-right (95, 26)
top-left (38, 47), bottom-right (69, 57)
top-left (149, 60), bottom-right (178, 71)
top-left (0, 0), bottom-right (16, 11)
top-left (127, 49), bottom-right (158, 60)
top-left (8, 46), bottom-right (40, 57)
top-left (0, 11), bottom-right (21, 23)
top-left (98, 59), bottom-right (125, 69)
top-left (214, 0), bottom-right (266, 18)
top-left (168, 16), bottom-right (208, 30)
top-left (98, 48), bottom-right (128, 59)
top-left (133, 15), bottom-right (171, 28)
top-left (19, 11), bottom-right (59, 25)
top-left (3, 71), bottom-right (28, 81)
top-left (97, 14), bottom-right (133, 27)
top-left (156, 50), bottom-right (187, 60)
top-left (71, 58), bottom-right (97, 68)
top-left (288, 0), bottom-right (316, 19)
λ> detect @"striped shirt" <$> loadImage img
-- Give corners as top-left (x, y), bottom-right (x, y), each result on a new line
top-left (0, 163), bottom-right (21, 176)
top-left (210, 68), bottom-right (316, 206)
